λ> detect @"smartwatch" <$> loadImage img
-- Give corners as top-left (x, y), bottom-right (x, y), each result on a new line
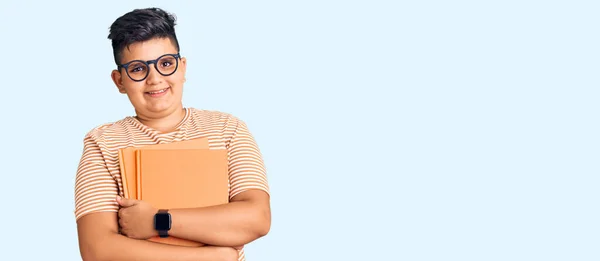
top-left (154, 209), bottom-right (171, 238)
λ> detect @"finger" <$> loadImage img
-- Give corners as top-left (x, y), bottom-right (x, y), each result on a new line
top-left (116, 196), bottom-right (136, 207)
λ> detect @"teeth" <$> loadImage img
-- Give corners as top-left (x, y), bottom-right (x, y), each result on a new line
top-left (148, 88), bottom-right (168, 94)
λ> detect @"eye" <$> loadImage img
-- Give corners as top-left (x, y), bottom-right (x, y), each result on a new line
top-left (159, 57), bottom-right (175, 68)
top-left (129, 65), bottom-right (146, 73)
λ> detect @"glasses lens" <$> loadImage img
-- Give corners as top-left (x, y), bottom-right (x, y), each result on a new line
top-left (157, 55), bottom-right (178, 75)
top-left (126, 61), bottom-right (148, 81)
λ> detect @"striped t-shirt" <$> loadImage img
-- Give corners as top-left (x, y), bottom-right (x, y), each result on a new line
top-left (74, 107), bottom-right (269, 260)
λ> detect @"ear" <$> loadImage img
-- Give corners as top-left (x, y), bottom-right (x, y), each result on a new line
top-left (111, 70), bottom-right (127, 94)
top-left (180, 56), bottom-right (187, 82)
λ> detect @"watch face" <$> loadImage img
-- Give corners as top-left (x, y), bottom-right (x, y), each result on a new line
top-left (154, 213), bottom-right (171, 230)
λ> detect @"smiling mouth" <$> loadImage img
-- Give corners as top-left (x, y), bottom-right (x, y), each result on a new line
top-left (146, 87), bottom-right (170, 96)
top-left (146, 87), bottom-right (170, 94)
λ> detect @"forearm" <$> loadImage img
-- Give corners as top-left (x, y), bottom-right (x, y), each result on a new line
top-left (84, 233), bottom-right (234, 261)
top-left (169, 200), bottom-right (270, 246)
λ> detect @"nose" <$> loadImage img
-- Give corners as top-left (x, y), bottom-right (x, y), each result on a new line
top-left (145, 64), bottom-right (164, 85)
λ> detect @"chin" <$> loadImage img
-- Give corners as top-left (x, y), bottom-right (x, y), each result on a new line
top-left (151, 103), bottom-right (182, 114)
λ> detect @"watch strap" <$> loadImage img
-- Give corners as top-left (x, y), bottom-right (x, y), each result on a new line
top-left (158, 229), bottom-right (169, 238)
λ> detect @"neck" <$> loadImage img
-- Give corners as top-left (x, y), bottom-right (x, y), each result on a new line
top-left (135, 106), bottom-right (186, 133)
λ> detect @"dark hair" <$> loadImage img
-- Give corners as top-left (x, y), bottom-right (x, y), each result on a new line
top-left (108, 7), bottom-right (180, 66)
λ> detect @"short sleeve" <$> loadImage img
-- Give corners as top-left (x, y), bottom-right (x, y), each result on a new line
top-left (74, 134), bottom-right (119, 221)
top-left (225, 116), bottom-right (270, 199)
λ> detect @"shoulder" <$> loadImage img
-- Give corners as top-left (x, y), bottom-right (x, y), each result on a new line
top-left (187, 107), bottom-right (245, 127)
top-left (82, 117), bottom-right (135, 144)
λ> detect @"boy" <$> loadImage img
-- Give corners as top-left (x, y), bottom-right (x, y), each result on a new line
top-left (74, 7), bottom-right (271, 261)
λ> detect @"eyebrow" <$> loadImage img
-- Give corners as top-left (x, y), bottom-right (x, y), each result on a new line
top-left (120, 52), bottom-right (178, 65)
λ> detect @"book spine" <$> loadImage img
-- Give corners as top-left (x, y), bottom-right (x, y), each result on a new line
top-left (117, 149), bottom-right (130, 198)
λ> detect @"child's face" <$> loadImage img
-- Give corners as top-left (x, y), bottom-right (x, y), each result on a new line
top-left (111, 37), bottom-right (187, 119)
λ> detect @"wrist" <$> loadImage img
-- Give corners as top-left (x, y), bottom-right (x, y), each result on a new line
top-left (150, 208), bottom-right (159, 237)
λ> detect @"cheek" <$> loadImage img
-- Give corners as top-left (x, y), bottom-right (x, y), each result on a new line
top-left (123, 83), bottom-right (145, 94)
top-left (167, 79), bottom-right (184, 90)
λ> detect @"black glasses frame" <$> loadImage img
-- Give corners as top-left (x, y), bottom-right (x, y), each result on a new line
top-left (117, 53), bottom-right (181, 82)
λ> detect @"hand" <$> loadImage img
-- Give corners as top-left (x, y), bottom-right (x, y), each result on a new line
top-left (116, 196), bottom-right (158, 240)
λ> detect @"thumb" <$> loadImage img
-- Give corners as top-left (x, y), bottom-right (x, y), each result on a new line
top-left (116, 196), bottom-right (136, 207)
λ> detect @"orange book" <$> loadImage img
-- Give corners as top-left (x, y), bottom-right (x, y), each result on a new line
top-left (135, 148), bottom-right (230, 246)
top-left (117, 138), bottom-right (209, 199)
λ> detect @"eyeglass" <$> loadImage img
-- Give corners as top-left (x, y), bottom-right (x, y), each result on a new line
top-left (117, 53), bottom-right (181, 82)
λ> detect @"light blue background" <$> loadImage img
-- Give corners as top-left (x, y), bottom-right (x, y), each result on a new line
top-left (0, 1), bottom-right (598, 260)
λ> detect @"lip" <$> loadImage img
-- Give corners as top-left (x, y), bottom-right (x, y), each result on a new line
top-left (145, 87), bottom-right (170, 97)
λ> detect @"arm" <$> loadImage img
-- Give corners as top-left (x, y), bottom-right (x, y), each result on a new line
top-left (167, 189), bottom-right (271, 246)
top-left (77, 212), bottom-right (238, 261)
